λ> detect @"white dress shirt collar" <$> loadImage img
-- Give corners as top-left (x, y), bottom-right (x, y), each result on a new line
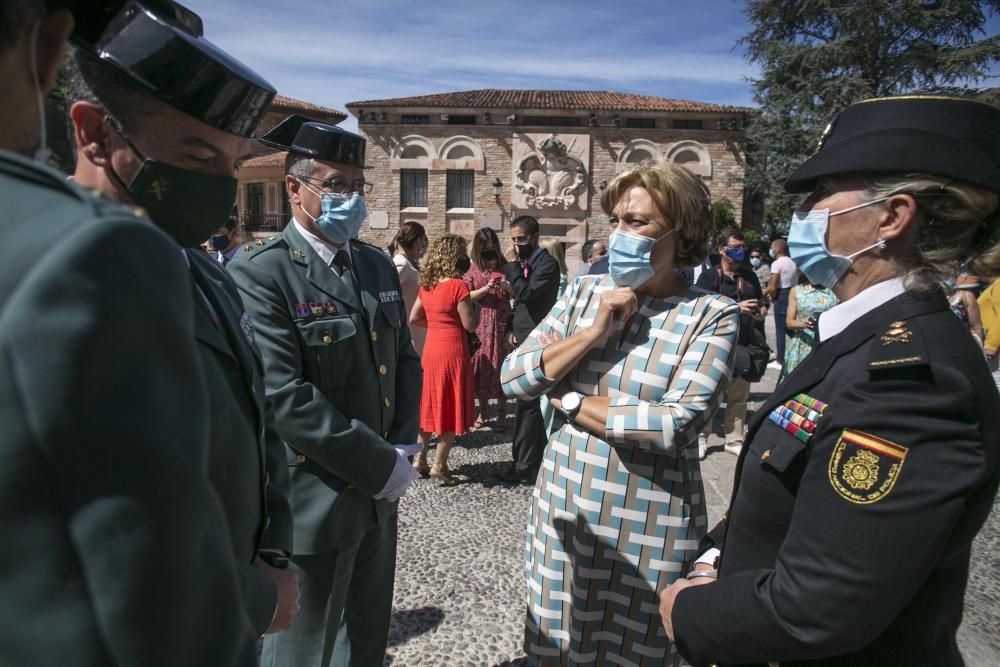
top-left (817, 277), bottom-right (906, 342)
top-left (292, 218), bottom-right (350, 267)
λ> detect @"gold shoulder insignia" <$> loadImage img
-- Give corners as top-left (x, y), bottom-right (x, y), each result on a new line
top-left (291, 250), bottom-right (305, 258)
top-left (255, 239), bottom-right (265, 247)
top-left (867, 319), bottom-right (927, 370)
top-left (881, 320), bottom-right (911, 346)
top-left (829, 429), bottom-right (907, 504)
top-left (243, 244), bottom-right (254, 252)
top-left (268, 236), bottom-right (277, 241)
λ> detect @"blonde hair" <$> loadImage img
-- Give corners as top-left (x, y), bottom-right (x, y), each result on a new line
top-left (418, 233), bottom-right (467, 290)
top-left (539, 238), bottom-right (567, 275)
top-left (600, 161), bottom-right (713, 269)
top-left (860, 174), bottom-right (1000, 289)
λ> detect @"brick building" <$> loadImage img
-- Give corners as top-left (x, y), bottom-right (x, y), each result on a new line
top-left (347, 89), bottom-right (750, 274)
top-left (235, 95), bottom-right (347, 233)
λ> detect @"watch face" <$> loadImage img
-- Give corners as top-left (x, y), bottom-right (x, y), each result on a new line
top-left (562, 392), bottom-right (581, 412)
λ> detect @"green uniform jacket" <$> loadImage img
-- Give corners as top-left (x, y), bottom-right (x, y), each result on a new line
top-left (186, 249), bottom-right (293, 634)
top-left (0, 151), bottom-right (257, 665)
top-left (229, 223), bottom-right (421, 554)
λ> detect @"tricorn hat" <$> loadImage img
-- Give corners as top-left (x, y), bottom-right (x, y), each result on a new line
top-left (259, 114), bottom-right (366, 169)
top-left (72, 1), bottom-right (275, 138)
top-left (785, 96), bottom-right (1000, 194)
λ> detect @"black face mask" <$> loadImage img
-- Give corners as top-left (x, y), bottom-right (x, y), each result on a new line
top-left (481, 249), bottom-right (499, 262)
top-left (209, 234), bottom-right (231, 251)
top-left (106, 116), bottom-right (239, 248)
top-left (456, 256), bottom-right (472, 273)
top-left (516, 243), bottom-right (533, 260)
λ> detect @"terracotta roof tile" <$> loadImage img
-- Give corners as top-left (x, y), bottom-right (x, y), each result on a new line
top-left (270, 95), bottom-right (347, 123)
top-left (241, 151), bottom-right (286, 168)
top-left (346, 89), bottom-right (750, 114)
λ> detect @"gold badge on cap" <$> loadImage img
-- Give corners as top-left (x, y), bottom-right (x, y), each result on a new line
top-left (813, 115), bottom-right (838, 154)
top-left (829, 429), bottom-right (907, 504)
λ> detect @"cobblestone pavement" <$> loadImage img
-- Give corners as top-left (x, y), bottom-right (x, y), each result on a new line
top-left (386, 361), bottom-right (1000, 665)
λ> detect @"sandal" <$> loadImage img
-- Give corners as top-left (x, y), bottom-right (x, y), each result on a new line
top-left (430, 463), bottom-right (460, 487)
top-left (411, 447), bottom-right (430, 477)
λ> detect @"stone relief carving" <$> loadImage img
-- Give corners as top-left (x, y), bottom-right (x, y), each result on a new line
top-left (512, 133), bottom-right (591, 211)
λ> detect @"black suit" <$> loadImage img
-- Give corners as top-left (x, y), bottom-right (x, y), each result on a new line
top-left (673, 288), bottom-right (1000, 667)
top-left (503, 249), bottom-right (561, 479)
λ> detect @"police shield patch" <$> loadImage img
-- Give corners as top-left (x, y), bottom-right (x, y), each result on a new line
top-left (829, 429), bottom-right (907, 504)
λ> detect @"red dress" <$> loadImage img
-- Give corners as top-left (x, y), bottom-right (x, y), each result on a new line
top-left (418, 278), bottom-right (475, 434)
top-left (463, 264), bottom-right (511, 400)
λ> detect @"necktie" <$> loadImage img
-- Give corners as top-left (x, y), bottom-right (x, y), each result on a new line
top-left (334, 248), bottom-right (358, 297)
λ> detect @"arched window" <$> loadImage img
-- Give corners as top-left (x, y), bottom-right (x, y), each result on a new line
top-left (616, 139), bottom-right (663, 172)
top-left (666, 140), bottom-right (712, 178)
top-left (439, 136), bottom-right (485, 171)
top-left (391, 135), bottom-right (436, 169)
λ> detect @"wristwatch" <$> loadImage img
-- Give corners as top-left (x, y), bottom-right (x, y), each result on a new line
top-left (560, 391), bottom-right (583, 419)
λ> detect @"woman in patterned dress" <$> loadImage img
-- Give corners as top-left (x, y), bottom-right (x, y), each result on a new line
top-left (464, 227), bottom-right (513, 429)
top-left (780, 272), bottom-right (837, 378)
top-left (501, 162), bottom-right (739, 666)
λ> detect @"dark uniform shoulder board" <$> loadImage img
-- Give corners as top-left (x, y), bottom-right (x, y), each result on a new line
top-left (867, 319), bottom-right (928, 370)
top-left (829, 428), bottom-right (908, 504)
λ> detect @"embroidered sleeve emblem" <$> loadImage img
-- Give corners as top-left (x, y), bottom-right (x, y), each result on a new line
top-left (829, 429), bottom-right (908, 504)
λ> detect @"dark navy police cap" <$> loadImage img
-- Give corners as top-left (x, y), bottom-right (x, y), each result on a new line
top-left (786, 96), bottom-right (1000, 194)
top-left (70, 1), bottom-right (276, 138)
top-left (260, 115), bottom-right (367, 169)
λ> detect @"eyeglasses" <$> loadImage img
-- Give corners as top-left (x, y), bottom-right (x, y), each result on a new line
top-left (301, 176), bottom-right (373, 195)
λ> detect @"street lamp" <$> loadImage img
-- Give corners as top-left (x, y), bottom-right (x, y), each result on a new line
top-left (492, 177), bottom-right (503, 204)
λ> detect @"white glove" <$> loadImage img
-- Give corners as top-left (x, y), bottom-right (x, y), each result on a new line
top-left (373, 446), bottom-right (419, 502)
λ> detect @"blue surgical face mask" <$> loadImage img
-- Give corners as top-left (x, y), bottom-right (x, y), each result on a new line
top-left (608, 228), bottom-right (676, 288)
top-left (750, 257), bottom-right (762, 268)
top-left (723, 246), bottom-right (746, 263)
top-left (299, 181), bottom-right (367, 244)
top-left (787, 197), bottom-right (889, 288)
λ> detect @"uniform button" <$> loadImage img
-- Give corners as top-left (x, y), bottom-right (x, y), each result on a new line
top-left (761, 449), bottom-right (771, 461)
top-left (297, 454), bottom-right (306, 464)
top-left (322, 335), bottom-right (333, 345)
top-left (371, 330), bottom-right (378, 342)
top-left (379, 364), bottom-right (387, 375)
top-left (384, 431), bottom-right (390, 438)
top-left (384, 398), bottom-right (390, 407)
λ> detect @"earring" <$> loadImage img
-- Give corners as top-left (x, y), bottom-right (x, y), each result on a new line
top-left (876, 238), bottom-right (887, 251)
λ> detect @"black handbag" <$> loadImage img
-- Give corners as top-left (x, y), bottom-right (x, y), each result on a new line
top-left (467, 331), bottom-right (481, 355)
top-left (733, 323), bottom-right (770, 382)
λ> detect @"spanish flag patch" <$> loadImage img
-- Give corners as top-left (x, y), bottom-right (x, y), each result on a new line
top-left (828, 429), bottom-right (908, 504)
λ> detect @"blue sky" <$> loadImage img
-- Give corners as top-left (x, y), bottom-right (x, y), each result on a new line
top-left (185, 0), bottom-right (998, 132)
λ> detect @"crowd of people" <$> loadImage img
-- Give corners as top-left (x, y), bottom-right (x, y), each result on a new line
top-left (2, 2), bottom-right (999, 667)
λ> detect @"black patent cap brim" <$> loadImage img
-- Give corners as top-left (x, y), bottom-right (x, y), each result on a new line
top-left (260, 114), bottom-right (366, 168)
top-left (74, 2), bottom-right (275, 137)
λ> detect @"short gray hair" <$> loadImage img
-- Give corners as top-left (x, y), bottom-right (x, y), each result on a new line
top-left (284, 153), bottom-right (319, 180)
top-left (861, 174), bottom-right (1000, 289)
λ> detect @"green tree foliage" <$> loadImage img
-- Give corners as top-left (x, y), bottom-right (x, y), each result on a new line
top-left (742, 0), bottom-right (1000, 230)
top-left (710, 197), bottom-right (737, 230)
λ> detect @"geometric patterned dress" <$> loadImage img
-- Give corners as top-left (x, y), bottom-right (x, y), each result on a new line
top-left (501, 274), bottom-right (739, 666)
